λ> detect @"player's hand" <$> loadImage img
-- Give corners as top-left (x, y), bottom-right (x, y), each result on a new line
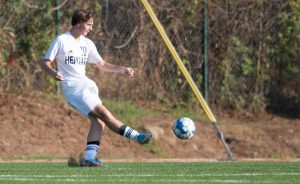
top-left (124, 67), bottom-right (134, 77)
top-left (52, 71), bottom-right (64, 81)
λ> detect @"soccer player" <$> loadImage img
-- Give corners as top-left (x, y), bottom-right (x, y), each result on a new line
top-left (40, 9), bottom-right (151, 167)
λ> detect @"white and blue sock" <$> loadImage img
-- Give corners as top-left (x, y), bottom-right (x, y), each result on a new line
top-left (119, 125), bottom-right (139, 140)
top-left (84, 141), bottom-right (99, 160)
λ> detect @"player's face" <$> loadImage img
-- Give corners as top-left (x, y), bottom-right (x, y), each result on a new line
top-left (79, 18), bottom-right (93, 36)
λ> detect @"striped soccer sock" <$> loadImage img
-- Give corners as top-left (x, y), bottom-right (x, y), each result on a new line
top-left (119, 125), bottom-right (139, 140)
top-left (84, 141), bottom-right (100, 160)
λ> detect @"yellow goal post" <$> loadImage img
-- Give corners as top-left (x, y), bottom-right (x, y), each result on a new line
top-left (140, 0), bottom-right (234, 160)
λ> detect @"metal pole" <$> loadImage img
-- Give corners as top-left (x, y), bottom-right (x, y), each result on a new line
top-left (55, 0), bottom-right (61, 94)
top-left (55, 0), bottom-right (60, 36)
top-left (204, 0), bottom-right (208, 102)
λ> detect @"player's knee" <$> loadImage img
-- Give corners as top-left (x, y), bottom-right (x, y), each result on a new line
top-left (93, 104), bottom-right (115, 124)
top-left (90, 104), bottom-right (104, 117)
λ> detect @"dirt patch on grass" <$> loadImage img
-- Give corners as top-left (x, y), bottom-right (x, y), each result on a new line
top-left (0, 92), bottom-right (299, 160)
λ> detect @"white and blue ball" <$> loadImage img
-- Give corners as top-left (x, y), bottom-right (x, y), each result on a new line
top-left (173, 117), bottom-right (196, 139)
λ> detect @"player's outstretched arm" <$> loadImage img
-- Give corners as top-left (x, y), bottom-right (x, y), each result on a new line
top-left (96, 60), bottom-right (134, 77)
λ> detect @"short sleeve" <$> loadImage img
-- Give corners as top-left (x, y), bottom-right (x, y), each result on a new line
top-left (44, 37), bottom-right (61, 61)
top-left (87, 40), bottom-right (103, 64)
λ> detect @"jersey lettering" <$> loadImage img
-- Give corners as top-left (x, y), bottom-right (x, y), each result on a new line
top-left (65, 55), bottom-right (87, 65)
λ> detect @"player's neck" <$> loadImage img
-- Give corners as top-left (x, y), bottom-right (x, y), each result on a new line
top-left (69, 28), bottom-right (81, 40)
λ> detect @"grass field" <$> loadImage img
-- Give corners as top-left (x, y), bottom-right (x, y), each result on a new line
top-left (0, 161), bottom-right (299, 184)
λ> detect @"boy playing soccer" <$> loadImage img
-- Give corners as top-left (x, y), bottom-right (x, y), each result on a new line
top-left (40, 9), bottom-right (151, 167)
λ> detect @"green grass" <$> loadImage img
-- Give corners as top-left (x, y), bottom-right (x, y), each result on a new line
top-left (168, 104), bottom-right (207, 122)
top-left (104, 99), bottom-right (207, 125)
top-left (0, 162), bottom-right (299, 184)
top-left (103, 100), bottom-right (158, 127)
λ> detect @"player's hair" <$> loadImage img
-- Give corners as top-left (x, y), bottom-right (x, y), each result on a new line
top-left (71, 9), bottom-right (93, 26)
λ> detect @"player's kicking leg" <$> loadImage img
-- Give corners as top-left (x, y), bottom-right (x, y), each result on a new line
top-left (91, 104), bottom-right (152, 144)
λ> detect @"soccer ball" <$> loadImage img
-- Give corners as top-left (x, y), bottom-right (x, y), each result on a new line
top-left (173, 117), bottom-right (196, 139)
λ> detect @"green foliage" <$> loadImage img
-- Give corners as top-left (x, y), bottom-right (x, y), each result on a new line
top-left (220, 37), bottom-right (262, 110)
top-left (0, 0), bottom-right (299, 115)
top-left (270, 7), bottom-right (300, 79)
top-left (0, 0), bottom-right (57, 91)
top-left (266, 0), bottom-right (300, 116)
top-left (182, 0), bottom-right (201, 23)
top-left (15, 2), bottom-right (54, 61)
top-left (0, 1), bottom-right (21, 85)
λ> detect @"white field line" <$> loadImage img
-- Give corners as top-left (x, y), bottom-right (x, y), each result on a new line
top-left (0, 178), bottom-right (278, 183)
top-left (0, 173), bottom-right (299, 178)
top-left (0, 178), bottom-right (296, 184)
top-left (0, 173), bottom-right (299, 183)
top-left (1, 158), bottom-right (300, 163)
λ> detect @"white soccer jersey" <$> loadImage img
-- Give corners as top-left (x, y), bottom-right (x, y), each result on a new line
top-left (44, 32), bottom-right (103, 116)
top-left (44, 31), bottom-right (103, 81)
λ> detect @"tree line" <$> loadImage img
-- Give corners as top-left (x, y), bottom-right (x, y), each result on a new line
top-left (0, 0), bottom-right (299, 117)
